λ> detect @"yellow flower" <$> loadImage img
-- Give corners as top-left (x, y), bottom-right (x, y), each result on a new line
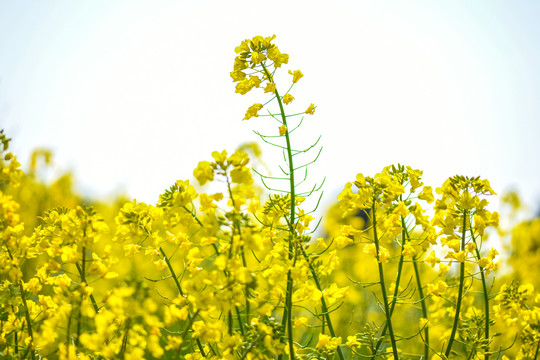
top-left (154, 258), bottom-right (167, 271)
top-left (316, 334), bottom-right (330, 349)
top-left (305, 103), bottom-right (316, 115)
top-left (243, 103), bottom-right (263, 120)
top-left (438, 263), bottom-right (449, 276)
top-left (402, 244), bottom-right (416, 258)
top-left (282, 94), bottom-right (294, 105)
top-left (418, 186), bottom-right (434, 203)
top-left (445, 250), bottom-right (466, 263)
top-left (279, 125), bottom-right (287, 136)
top-left (251, 51), bottom-right (266, 64)
top-left (193, 160), bottom-right (214, 185)
top-left (427, 281), bottom-right (448, 296)
top-left (288, 69), bottom-right (304, 83)
top-left (230, 70), bottom-right (246, 82)
top-left (378, 246), bottom-right (390, 263)
top-left (316, 333), bottom-right (342, 350)
top-left (235, 39), bottom-right (250, 54)
top-left (488, 247), bottom-right (499, 259)
top-left (230, 166), bottom-right (253, 184)
top-left (335, 235), bottom-right (353, 249)
top-left (267, 46), bottom-right (289, 67)
top-left (211, 150), bottom-right (228, 166)
top-left (264, 82), bottom-right (276, 93)
top-left (465, 243), bottom-right (476, 253)
top-left (346, 335), bottom-right (360, 347)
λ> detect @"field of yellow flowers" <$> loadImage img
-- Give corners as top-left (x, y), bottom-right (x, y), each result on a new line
top-left (1, 35), bottom-right (540, 360)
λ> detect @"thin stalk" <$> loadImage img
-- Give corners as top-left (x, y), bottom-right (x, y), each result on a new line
top-left (445, 210), bottom-right (468, 358)
top-left (160, 247), bottom-right (185, 297)
top-left (66, 305), bottom-right (73, 346)
top-left (159, 246), bottom-right (207, 357)
top-left (119, 317), bottom-right (132, 360)
top-left (235, 306), bottom-right (245, 335)
top-left (471, 230), bottom-right (490, 360)
top-left (239, 334), bottom-right (261, 360)
top-left (372, 202), bottom-right (399, 359)
top-left (373, 217), bottom-right (408, 355)
top-left (11, 305), bottom-right (18, 355)
top-left (300, 247), bottom-right (345, 360)
top-left (75, 263), bottom-right (99, 313)
top-left (286, 252), bottom-right (297, 360)
top-left (179, 310), bottom-right (201, 354)
top-left (478, 268), bottom-right (489, 359)
top-left (76, 246), bottom-right (87, 346)
top-left (225, 175), bottom-right (250, 334)
top-left (262, 62), bottom-right (296, 360)
top-left (19, 287), bottom-right (36, 360)
top-left (401, 223), bottom-right (430, 359)
top-left (241, 248), bottom-right (251, 325)
top-left (6, 247), bottom-right (36, 360)
top-left (412, 256), bottom-right (429, 359)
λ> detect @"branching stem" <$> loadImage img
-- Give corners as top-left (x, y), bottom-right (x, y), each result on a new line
top-left (445, 210), bottom-right (468, 357)
top-left (372, 201), bottom-right (399, 359)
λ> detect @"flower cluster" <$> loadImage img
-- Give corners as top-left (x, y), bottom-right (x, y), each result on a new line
top-left (0, 36), bottom-right (536, 360)
top-left (231, 35), bottom-right (315, 124)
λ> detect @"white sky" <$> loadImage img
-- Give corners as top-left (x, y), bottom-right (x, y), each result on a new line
top-left (1, 0), bottom-right (539, 216)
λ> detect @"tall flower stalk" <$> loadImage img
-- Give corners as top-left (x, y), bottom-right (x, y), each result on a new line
top-left (232, 35), bottom-right (343, 360)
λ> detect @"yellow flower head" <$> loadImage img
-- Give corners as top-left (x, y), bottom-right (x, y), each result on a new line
top-left (283, 94), bottom-right (294, 105)
top-left (288, 69), bottom-right (304, 83)
top-left (305, 103), bottom-right (316, 115)
top-left (264, 82), bottom-right (276, 93)
top-left (243, 103), bottom-right (263, 120)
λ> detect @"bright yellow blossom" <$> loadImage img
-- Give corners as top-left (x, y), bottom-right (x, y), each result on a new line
top-left (243, 103), bottom-right (263, 120)
top-left (282, 94), bottom-right (294, 105)
top-left (288, 69), bottom-right (304, 83)
top-left (264, 82), bottom-right (276, 93)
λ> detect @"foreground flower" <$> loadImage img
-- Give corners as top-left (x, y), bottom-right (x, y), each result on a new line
top-left (243, 103), bottom-right (263, 120)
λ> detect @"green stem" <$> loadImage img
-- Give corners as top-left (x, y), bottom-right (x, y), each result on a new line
top-left (374, 217), bottom-right (408, 355)
top-left (478, 269), bottom-right (489, 359)
top-left (119, 317), bottom-right (132, 360)
top-left (179, 310), bottom-right (201, 353)
top-left (445, 210), bottom-right (468, 358)
top-left (241, 248), bottom-right (251, 325)
top-left (10, 304), bottom-right (18, 355)
top-left (5, 247), bottom-right (36, 360)
top-left (372, 202), bottom-right (399, 359)
top-left (19, 285), bottom-right (36, 360)
top-left (66, 307), bottom-right (73, 346)
top-left (412, 256), bottom-right (429, 359)
top-left (471, 230), bottom-right (490, 360)
top-left (182, 205), bottom-right (204, 227)
top-left (286, 259), bottom-right (295, 359)
top-left (75, 263), bottom-right (99, 313)
top-left (159, 246), bottom-right (207, 357)
top-left (300, 247), bottom-right (345, 360)
top-left (76, 246), bottom-right (87, 346)
top-left (225, 174), bottom-right (250, 334)
top-left (160, 247), bottom-right (185, 297)
top-left (262, 62), bottom-right (296, 360)
top-left (401, 223), bottom-right (430, 359)
top-left (235, 306), bottom-right (245, 335)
